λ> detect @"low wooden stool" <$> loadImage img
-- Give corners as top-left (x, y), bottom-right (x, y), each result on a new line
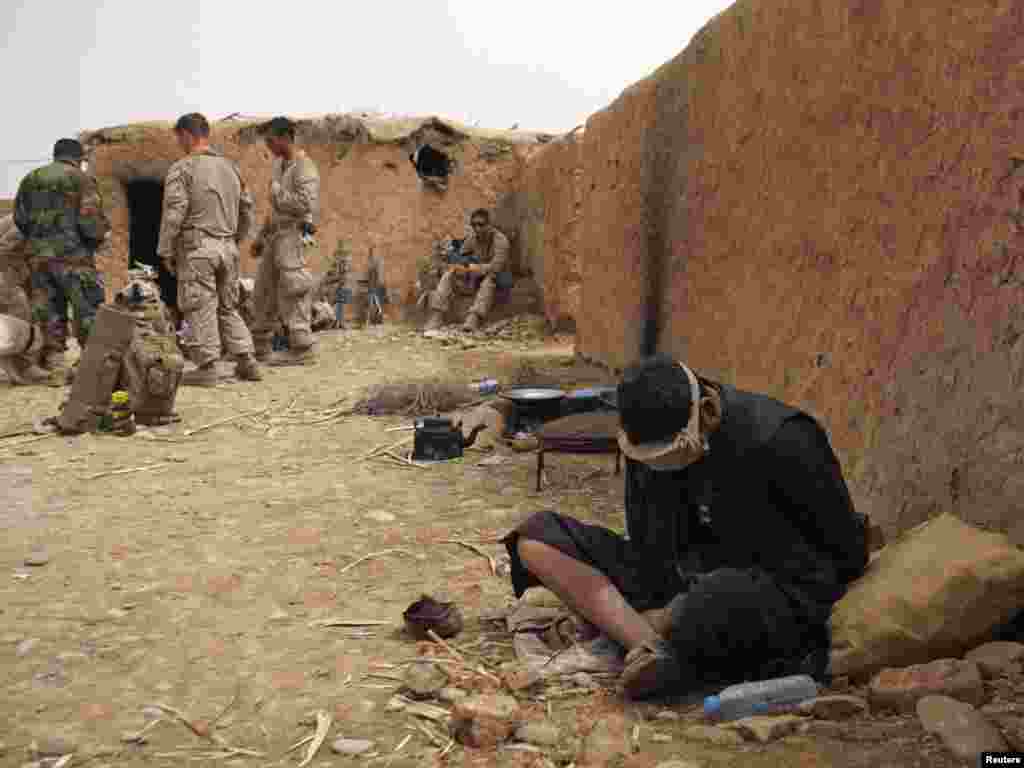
top-left (535, 412), bottom-right (621, 492)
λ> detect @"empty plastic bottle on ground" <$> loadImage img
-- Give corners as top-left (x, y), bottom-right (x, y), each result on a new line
top-left (703, 674), bottom-right (819, 722)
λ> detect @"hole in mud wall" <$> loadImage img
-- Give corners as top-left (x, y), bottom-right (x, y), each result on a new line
top-left (124, 179), bottom-right (177, 314)
top-left (409, 144), bottom-right (451, 181)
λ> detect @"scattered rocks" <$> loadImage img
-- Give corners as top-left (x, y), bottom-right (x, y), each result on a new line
top-left (868, 658), bottom-right (986, 712)
top-left (723, 714), bottom-right (804, 744)
top-left (800, 720), bottom-right (910, 742)
top-left (656, 761), bottom-right (703, 768)
top-left (964, 641), bottom-right (1024, 679)
top-left (580, 716), bottom-right (631, 764)
top-left (24, 548), bottom-right (50, 567)
top-left (797, 694), bottom-right (868, 720)
top-left (403, 660), bottom-right (449, 698)
top-left (992, 715), bottom-right (1024, 751)
top-left (16, 638), bottom-right (40, 657)
top-left (366, 510), bottom-right (396, 524)
top-left (331, 738), bottom-right (375, 755)
top-left (655, 710), bottom-right (681, 721)
top-left (515, 721), bottom-right (561, 747)
top-left (438, 687), bottom-right (467, 705)
top-left (915, 695), bottom-right (1008, 762)
top-left (650, 732), bottom-right (673, 743)
top-left (451, 693), bottom-right (521, 748)
top-left (680, 724), bottom-right (745, 747)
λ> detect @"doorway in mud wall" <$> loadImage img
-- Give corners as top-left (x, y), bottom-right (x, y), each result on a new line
top-left (124, 179), bottom-right (178, 317)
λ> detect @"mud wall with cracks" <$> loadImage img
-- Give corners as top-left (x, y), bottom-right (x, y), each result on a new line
top-left (562, 0), bottom-right (1024, 537)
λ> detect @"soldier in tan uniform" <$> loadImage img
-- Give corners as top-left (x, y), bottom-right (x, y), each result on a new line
top-left (0, 214), bottom-right (48, 384)
top-left (251, 117), bottom-right (320, 365)
top-left (157, 113), bottom-right (262, 387)
top-left (424, 208), bottom-right (510, 333)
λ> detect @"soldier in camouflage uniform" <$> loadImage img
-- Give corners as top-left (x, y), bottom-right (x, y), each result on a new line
top-left (13, 139), bottom-right (110, 382)
top-left (157, 113), bottom-right (262, 387)
top-left (251, 117), bottom-right (320, 365)
top-left (424, 208), bottom-right (510, 333)
top-left (0, 214), bottom-right (49, 384)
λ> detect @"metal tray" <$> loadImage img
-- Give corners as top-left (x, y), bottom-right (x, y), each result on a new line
top-left (499, 386), bottom-right (567, 403)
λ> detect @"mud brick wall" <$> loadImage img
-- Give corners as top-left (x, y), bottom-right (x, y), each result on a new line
top-left (497, 133), bottom-right (585, 331)
top-left (575, 79), bottom-right (660, 370)
top-left (86, 118), bottom-right (539, 313)
top-left (571, 0), bottom-right (1024, 538)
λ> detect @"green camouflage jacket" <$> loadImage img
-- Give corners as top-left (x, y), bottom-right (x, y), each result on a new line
top-left (13, 158), bottom-right (110, 263)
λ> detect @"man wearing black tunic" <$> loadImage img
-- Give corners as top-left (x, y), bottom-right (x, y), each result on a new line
top-left (503, 355), bottom-right (868, 698)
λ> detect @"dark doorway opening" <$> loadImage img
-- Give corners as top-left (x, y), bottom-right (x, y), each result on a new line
top-left (124, 179), bottom-right (177, 314)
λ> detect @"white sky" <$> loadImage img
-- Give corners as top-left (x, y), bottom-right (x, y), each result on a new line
top-left (1, 0), bottom-right (734, 198)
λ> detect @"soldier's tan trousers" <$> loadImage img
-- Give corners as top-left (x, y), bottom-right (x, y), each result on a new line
top-left (428, 270), bottom-right (496, 321)
top-left (252, 230), bottom-right (314, 354)
top-left (175, 237), bottom-right (254, 367)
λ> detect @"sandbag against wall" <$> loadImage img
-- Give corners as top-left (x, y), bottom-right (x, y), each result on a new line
top-left (829, 513), bottom-right (1024, 680)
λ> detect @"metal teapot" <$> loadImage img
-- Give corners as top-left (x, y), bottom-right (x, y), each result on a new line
top-left (412, 416), bottom-right (487, 462)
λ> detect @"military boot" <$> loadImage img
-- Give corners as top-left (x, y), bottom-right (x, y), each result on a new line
top-left (462, 312), bottom-right (482, 333)
top-left (423, 310), bottom-right (445, 333)
top-left (267, 346), bottom-right (317, 367)
top-left (182, 362), bottom-right (219, 387)
top-left (235, 353), bottom-right (263, 382)
top-left (19, 362), bottom-right (51, 385)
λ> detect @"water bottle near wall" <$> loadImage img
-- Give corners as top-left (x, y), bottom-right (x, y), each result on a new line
top-left (470, 378), bottom-right (499, 396)
top-left (703, 674), bottom-right (819, 722)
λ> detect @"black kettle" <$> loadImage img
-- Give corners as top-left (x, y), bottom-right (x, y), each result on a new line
top-left (412, 416), bottom-right (487, 461)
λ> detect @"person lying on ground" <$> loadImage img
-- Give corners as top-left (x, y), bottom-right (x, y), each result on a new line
top-left (502, 354), bottom-right (868, 699)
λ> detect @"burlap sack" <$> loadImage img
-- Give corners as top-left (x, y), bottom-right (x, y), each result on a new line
top-left (829, 513), bottom-right (1024, 680)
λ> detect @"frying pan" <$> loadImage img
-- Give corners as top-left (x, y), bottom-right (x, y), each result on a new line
top-left (499, 386), bottom-right (567, 404)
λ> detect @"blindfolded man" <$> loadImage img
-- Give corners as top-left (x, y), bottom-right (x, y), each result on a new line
top-left (503, 354), bottom-right (868, 698)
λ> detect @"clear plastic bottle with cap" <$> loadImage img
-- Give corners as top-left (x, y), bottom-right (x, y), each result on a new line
top-left (703, 674), bottom-right (819, 722)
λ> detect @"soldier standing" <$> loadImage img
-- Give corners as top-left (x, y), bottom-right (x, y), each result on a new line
top-left (157, 113), bottom-right (262, 386)
top-left (0, 214), bottom-right (48, 384)
top-left (424, 208), bottom-right (510, 333)
top-left (13, 138), bottom-right (110, 383)
top-left (251, 117), bottom-right (320, 365)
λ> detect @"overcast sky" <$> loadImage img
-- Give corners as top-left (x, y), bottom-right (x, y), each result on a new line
top-left (1, 0), bottom-right (734, 198)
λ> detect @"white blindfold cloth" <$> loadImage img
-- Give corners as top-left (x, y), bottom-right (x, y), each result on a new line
top-left (616, 362), bottom-right (710, 472)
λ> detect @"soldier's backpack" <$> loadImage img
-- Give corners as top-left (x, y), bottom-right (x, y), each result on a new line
top-left (114, 270), bottom-right (185, 425)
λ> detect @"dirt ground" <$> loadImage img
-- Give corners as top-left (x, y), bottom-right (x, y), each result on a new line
top-left (0, 324), bottom-right (996, 767)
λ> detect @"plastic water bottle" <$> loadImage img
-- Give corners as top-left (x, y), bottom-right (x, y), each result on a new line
top-left (470, 378), bottom-right (499, 396)
top-left (703, 674), bottom-right (819, 722)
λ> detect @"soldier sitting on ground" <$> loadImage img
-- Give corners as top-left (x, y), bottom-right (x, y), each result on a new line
top-left (423, 208), bottom-right (511, 333)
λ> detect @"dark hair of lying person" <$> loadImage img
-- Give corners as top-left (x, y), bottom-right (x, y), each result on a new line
top-left (470, 208), bottom-right (490, 223)
top-left (174, 113), bottom-right (211, 138)
top-left (618, 353), bottom-right (693, 445)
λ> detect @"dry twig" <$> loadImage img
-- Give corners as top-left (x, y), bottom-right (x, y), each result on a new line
top-left (297, 710), bottom-right (331, 768)
top-left (441, 539), bottom-right (497, 575)
top-left (184, 405), bottom-right (275, 437)
top-left (337, 548), bottom-right (413, 575)
top-left (309, 618), bottom-right (391, 628)
top-left (80, 461), bottom-right (178, 481)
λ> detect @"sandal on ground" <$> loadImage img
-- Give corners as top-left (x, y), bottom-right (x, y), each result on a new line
top-left (620, 639), bottom-right (683, 699)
